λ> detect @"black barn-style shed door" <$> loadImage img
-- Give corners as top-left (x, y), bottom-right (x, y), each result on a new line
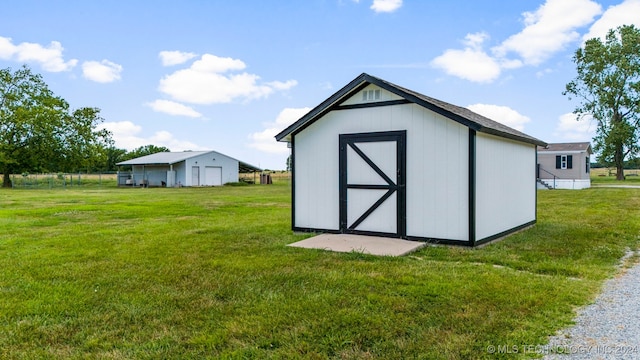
top-left (339, 131), bottom-right (406, 238)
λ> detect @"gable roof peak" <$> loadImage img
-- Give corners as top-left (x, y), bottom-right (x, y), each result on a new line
top-left (275, 73), bottom-right (546, 147)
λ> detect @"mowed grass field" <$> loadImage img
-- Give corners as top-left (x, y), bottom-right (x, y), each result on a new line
top-left (1, 180), bottom-right (639, 359)
top-left (590, 167), bottom-right (640, 184)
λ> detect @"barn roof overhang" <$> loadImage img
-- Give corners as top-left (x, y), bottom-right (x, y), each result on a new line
top-left (275, 73), bottom-right (547, 147)
top-left (238, 161), bottom-right (262, 173)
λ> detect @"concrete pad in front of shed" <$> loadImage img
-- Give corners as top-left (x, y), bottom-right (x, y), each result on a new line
top-left (288, 234), bottom-right (426, 256)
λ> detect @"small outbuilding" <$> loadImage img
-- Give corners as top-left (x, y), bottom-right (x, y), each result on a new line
top-left (537, 142), bottom-right (592, 190)
top-left (116, 150), bottom-right (261, 187)
top-left (275, 73), bottom-right (547, 247)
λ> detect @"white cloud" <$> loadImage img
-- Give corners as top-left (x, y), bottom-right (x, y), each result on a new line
top-left (0, 36), bottom-right (77, 72)
top-left (0, 36), bottom-right (17, 59)
top-left (100, 120), bottom-right (142, 135)
top-left (582, 0), bottom-right (640, 41)
top-left (467, 103), bottom-right (530, 132)
top-left (553, 112), bottom-right (596, 141)
top-left (431, 33), bottom-right (502, 83)
top-left (431, 0), bottom-right (602, 83)
top-left (159, 50), bottom-right (198, 66)
top-left (99, 121), bottom-right (144, 150)
top-left (146, 99), bottom-right (202, 118)
top-left (82, 60), bottom-right (122, 83)
top-left (493, 0), bottom-right (602, 65)
top-left (371, 0), bottom-right (402, 13)
top-left (99, 121), bottom-right (205, 151)
top-left (191, 54), bottom-right (246, 73)
top-left (158, 53), bottom-right (297, 104)
top-left (464, 32), bottom-right (489, 50)
top-left (248, 107), bottom-right (311, 154)
top-left (148, 130), bottom-right (205, 151)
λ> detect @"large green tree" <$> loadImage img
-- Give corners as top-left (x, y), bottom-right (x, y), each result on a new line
top-left (122, 144), bottom-right (171, 162)
top-left (103, 146), bottom-right (128, 171)
top-left (0, 65), bottom-right (112, 187)
top-left (564, 25), bottom-right (640, 180)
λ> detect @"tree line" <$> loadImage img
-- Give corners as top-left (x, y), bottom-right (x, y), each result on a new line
top-left (591, 157), bottom-right (640, 169)
top-left (0, 65), bottom-right (168, 187)
top-left (102, 144), bottom-right (170, 173)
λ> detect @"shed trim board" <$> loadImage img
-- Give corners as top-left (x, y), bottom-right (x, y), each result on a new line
top-left (290, 135), bottom-right (297, 231)
top-left (335, 99), bottom-right (412, 111)
top-left (280, 73), bottom-right (545, 247)
top-left (468, 129), bottom-right (477, 247)
top-left (535, 150), bottom-right (538, 219)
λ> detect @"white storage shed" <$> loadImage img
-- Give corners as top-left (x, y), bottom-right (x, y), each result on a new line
top-left (276, 73), bottom-right (547, 247)
top-left (116, 150), bottom-right (261, 187)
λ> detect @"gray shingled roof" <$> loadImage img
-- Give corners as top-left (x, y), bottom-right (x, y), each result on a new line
top-left (116, 151), bottom-right (262, 173)
top-left (537, 142), bottom-right (592, 153)
top-left (275, 73), bottom-right (547, 146)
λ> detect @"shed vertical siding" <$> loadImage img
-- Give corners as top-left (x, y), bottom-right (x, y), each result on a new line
top-left (475, 133), bottom-right (536, 240)
top-left (294, 119), bottom-right (341, 231)
top-left (293, 102), bottom-right (469, 241)
top-left (404, 104), bottom-right (468, 242)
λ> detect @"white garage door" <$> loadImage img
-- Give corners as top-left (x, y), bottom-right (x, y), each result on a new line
top-left (204, 166), bottom-right (222, 186)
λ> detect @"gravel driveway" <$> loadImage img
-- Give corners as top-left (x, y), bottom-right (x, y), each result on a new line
top-left (542, 251), bottom-right (640, 359)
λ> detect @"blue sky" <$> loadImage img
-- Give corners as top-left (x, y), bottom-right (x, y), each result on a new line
top-left (1, 0), bottom-right (639, 170)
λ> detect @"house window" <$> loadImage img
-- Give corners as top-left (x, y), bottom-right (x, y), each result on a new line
top-left (362, 89), bottom-right (381, 101)
top-left (556, 155), bottom-right (573, 169)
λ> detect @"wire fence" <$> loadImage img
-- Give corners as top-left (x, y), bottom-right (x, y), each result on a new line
top-left (7, 172), bottom-right (118, 189)
top-left (4, 171), bottom-right (292, 189)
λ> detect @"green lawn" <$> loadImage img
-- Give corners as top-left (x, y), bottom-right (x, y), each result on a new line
top-left (0, 182), bottom-right (639, 359)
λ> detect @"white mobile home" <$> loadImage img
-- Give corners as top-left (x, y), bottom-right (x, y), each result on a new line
top-left (116, 151), bottom-right (261, 187)
top-left (537, 142), bottom-right (592, 190)
top-left (275, 73), bottom-right (546, 247)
